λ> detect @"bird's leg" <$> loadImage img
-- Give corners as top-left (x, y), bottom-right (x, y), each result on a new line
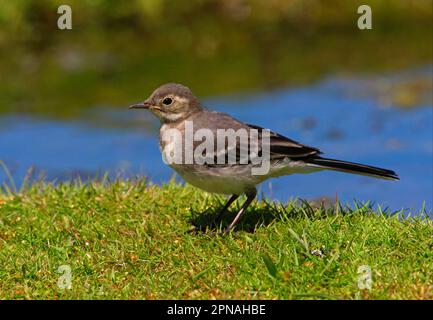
top-left (214, 194), bottom-right (239, 223)
top-left (224, 189), bottom-right (257, 234)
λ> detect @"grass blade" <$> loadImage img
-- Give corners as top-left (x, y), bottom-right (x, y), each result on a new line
top-left (262, 253), bottom-right (277, 278)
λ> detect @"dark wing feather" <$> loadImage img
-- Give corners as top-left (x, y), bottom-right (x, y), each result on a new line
top-left (186, 110), bottom-right (321, 167)
top-left (246, 123), bottom-right (322, 159)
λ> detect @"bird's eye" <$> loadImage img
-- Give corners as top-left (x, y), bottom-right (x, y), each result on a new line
top-left (162, 97), bottom-right (173, 106)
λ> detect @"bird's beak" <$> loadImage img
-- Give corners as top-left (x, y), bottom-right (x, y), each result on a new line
top-left (129, 101), bottom-right (152, 109)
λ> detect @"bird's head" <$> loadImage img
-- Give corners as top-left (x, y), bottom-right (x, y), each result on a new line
top-left (129, 83), bottom-right (202, 123)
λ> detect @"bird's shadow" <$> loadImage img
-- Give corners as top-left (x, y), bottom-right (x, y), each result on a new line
top-left (187, 197), bottom-right (338, 235)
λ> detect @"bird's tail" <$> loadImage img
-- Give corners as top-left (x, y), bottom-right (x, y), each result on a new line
top-left (304, 157), bottom-right (399, 181)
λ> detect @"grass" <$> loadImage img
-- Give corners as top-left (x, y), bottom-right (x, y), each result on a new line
top-left (0, 178), bottom-right (432, 300)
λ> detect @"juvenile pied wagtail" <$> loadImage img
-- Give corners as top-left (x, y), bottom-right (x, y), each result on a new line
top-left (130, 83), bottom-right (398, 234)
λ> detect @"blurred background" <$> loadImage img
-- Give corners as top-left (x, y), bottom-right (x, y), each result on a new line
top-left (0, 0), bottom-right (432, 212)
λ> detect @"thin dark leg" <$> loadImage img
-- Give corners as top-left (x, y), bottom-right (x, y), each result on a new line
top-left (214, 194), bottom-right (239, 223)
top-left (224, 189), bottom-right (257, 234)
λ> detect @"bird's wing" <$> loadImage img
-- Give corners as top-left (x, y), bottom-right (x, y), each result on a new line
top-left (187, 111), bottom-right (321, 166)
top-left (246, 123), bottom-right (322, 159)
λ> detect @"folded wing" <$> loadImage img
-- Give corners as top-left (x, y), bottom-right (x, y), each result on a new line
top-left (246, 123), bottom-right (322, 159)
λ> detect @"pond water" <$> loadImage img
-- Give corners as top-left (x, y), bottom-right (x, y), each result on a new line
top-left (0, 67), bottom-right (431, 213)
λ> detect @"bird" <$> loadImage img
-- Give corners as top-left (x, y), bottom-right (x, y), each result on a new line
top-left (130, 83), bottom-right (399, 234)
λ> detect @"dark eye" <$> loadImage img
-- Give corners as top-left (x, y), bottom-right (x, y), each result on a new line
top-left (162, 97), bottom-right (173, 106)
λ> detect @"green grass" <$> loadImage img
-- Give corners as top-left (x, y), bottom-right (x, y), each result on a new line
top-left (0, 179), bottom-right (432, 299)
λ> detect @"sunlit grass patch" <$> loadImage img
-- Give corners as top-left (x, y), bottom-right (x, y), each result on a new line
top-left (0, 179), bottom-right (431, 299)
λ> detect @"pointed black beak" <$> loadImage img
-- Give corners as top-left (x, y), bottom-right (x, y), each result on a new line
top-left (129, 101), bottom-right (152, 109)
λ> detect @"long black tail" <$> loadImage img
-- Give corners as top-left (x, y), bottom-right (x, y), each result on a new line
top-left (305, 157), bottom-right (399, 181)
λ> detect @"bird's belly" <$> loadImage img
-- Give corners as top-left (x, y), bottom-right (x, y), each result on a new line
top-left (168, 159), bottom-right (321, 195)
top-left (170, 164), bottom-right (258, 195)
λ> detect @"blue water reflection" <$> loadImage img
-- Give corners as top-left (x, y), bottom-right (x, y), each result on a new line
top-left (1, 71), bottom-right (431, 213)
